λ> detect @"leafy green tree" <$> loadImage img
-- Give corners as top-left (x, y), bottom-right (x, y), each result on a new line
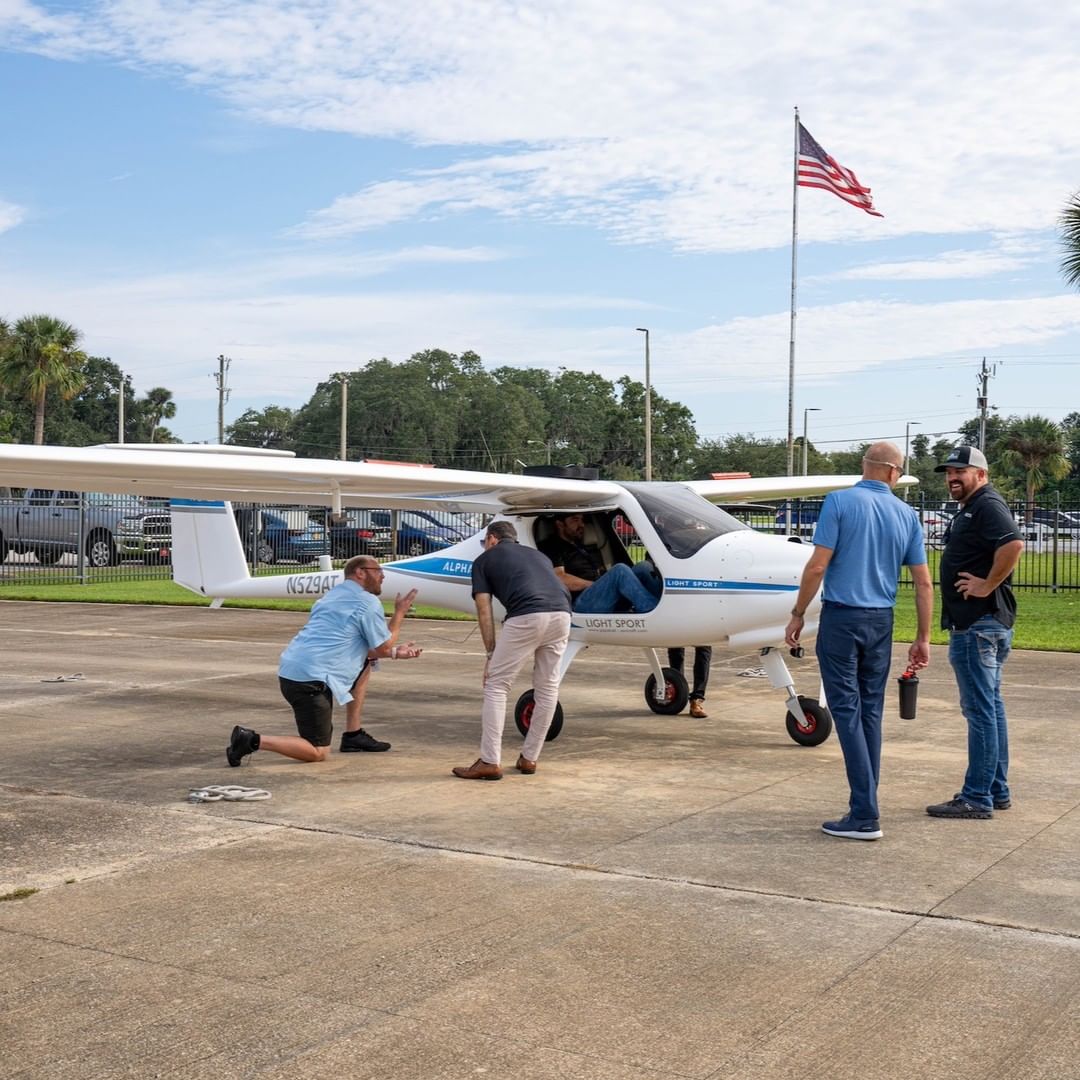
top-left (1061, 191), bottom-right (1080, 289)
top-left (999, 415), bottom-right (1070, 514)
top-left (692, 434), bottom-right (788, 478)
top-left (225, 405), bottom-right (297, 450)
top-left (34, 356), bottom-right (133, 446)
top-left (0, 314), bottom-right (87, 444)
top-left (138, 387), bottom-right (177, 443)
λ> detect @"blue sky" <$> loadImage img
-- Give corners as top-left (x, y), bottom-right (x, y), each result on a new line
top-left (2, 1), bottom-right (1080, 456)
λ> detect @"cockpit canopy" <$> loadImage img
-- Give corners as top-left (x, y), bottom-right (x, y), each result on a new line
top-left (623, 482), bottom-right (751, 559)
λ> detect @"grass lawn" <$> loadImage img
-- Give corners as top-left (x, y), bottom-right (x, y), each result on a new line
top-left (892, 588), bottom-right (1079, 652)
top-left (0, 577), bottom-right (472, 620)
top-left (1, 577), bottom-right (1076, 651)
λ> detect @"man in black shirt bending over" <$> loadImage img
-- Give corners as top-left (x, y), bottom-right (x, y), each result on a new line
top-left (452, 520), bottom-right (573, 781)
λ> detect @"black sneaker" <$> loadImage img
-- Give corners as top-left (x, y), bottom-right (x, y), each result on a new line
top-left (993, 797), bottom-right (1012, 810)
top-left (821, 816), bottom-right (882, 840)
top-left (926, 796), bottom-right (992, 819)
top-left (340, 728), bottom-right (391, 752)
top-left (226, 725), bottom-right (260, 767)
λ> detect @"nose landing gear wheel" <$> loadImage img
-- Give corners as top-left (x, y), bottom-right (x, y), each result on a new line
top-left (513, 690), bottom-right (564, 741)
top-left (785, 696), bottom-right (833, 746)
top-left (643, 667), bottom-right (689, 715)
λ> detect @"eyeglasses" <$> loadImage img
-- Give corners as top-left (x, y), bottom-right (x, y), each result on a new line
top-left (864, 459), bottom-right (902, 473)
top-left (357, 565), bottom-right (383, 574)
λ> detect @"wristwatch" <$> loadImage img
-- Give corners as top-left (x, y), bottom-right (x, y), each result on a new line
top-left (790, 607), bottom-right (805, 617)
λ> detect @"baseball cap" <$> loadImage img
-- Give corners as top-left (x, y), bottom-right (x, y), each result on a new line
top-left (934, 445), bottom-right (988, 472)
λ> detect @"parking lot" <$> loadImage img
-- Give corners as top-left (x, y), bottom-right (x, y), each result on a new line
top-left (2, 601), bottom-right (1079, 1079)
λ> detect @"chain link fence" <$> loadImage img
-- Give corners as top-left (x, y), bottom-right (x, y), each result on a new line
top-left (1, 489), bottom-right (1076, 591)
top-left (0, 489), bottom-right (486, 587)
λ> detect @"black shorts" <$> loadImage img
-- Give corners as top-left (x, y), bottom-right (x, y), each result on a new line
top-left (278, 664), bottom-right (369, 747)
top-left (279, 677), bottom-right (334, 746)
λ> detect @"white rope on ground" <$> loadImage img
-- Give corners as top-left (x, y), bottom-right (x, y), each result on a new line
top-left (41, 672), bottom-right (84, 682)
top-left (188, 785), bottom-right (271, 803)
top-left (736, 667), bottom-right (768, 678)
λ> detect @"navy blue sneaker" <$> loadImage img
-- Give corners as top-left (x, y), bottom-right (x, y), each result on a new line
top-left (993, 797), bottom-right (1012, 810)
top-left (926, 796), bottom-right (992, 819)
top-left (821, 816), bottom-right (882, 840)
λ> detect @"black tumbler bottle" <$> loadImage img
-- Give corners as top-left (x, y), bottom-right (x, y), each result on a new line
top-left (897, 667), bottom-right (919, 720)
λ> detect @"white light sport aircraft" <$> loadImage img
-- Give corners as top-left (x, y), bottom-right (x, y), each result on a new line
top-left (0, 443), bottom-right (917, 747)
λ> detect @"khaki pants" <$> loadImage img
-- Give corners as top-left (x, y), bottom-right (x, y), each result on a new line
top-left (480, 611), bottom-right (571, 765)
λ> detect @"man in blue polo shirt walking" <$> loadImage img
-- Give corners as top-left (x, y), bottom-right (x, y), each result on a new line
top-left (786, 442), bottom-right (933, 840)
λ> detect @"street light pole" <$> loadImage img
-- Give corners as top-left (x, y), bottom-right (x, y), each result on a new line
top-left (904, 420), bottom-right (921, 501)
top-left (801, 407), bottom-right (820, 475)
top-left (635, 327), bottom-right (652, 481)
top-left (339, 374), bottom-right (348, 461)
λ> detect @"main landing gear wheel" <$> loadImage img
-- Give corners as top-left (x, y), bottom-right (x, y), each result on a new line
top-left (785, 695), bottom-right (833, 746)
top-left (643, 667), bottom-right (689, 715)
top-left (513, 690), bottom-right (564, 742)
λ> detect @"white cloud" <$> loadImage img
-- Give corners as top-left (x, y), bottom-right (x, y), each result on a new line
top-left (3, 251), bottom-right (1078, 441)
top-left (661, 296), bottom-right (1080, 394)
top-left (6, 2), bottom-right (1080, 251)
top-left (812, 245), bottom-right (1043, 283)
top-left (0, 198), bottom-right (25, 234)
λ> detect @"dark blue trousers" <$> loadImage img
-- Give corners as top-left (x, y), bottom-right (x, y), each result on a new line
top-left (815, 604), bottom-right (894, 824)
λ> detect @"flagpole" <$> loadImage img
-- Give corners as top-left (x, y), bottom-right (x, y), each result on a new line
top-left (786, 106), bottom-right (800, 476)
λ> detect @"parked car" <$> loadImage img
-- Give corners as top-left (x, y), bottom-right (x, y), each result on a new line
top-left (774, 501), bottom-right (820, 536)
top-left (921, 508), bottom-right (956, 549)
top-left (328, 509), bottom-right (394, 559)
top-left (372, 510), bottom-right (467, 556)
top-left (612, 513), bottom-right (638, 544)
top-left (0, 488), bottom-right (171, 567)
top-left (1025, 509), bottom-right (1080, 538)
top-left (233, 507), bottom-right (327, 564)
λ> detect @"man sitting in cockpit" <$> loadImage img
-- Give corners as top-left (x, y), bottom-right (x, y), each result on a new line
top-left (539, 513), bottom-right (660, 613)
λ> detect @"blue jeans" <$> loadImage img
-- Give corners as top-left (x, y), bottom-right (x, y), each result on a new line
top-left (815, 604), bottom-right (894, 824)
top-left (574, 562), bottom-right (661, 614)
top-left (948, 615), bottom-right (1013, 810)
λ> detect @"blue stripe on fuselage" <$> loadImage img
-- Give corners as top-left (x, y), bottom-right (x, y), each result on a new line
top-left (388, 555), bottom-right (475, 581)
top-left (387, 560), bottom-right (795, 594)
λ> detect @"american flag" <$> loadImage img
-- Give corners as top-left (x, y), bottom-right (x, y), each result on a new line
top-left (797, 123), bottom-right (883, 218)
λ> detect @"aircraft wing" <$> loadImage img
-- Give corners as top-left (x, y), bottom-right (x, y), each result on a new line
top-left (685, 474), bottom-right (918, 503)
top-left (0, 444), bottom-right (625, 513)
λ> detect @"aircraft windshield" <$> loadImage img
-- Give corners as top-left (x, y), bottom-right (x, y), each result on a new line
top-left (623, 482), bottom-right (751, 559)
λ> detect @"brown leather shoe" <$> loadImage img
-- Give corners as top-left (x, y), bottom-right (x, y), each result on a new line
top-left (451, 758), bottom-right (503, 781)
top-left (689, 699), bottom-right (708, 719)
top-left (515, 754), bottom-right (537, 774)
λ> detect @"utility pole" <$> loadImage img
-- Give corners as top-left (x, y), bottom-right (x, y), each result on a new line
top-left (339, 373), bottom-right (348, 461)
top-left (976, 356), bottom-right (996, 451)
top-left (117, 368), bottom-right (125, 444)
top-left (635, 328), bottom-right (652, 481)
top-left (904, 420), bottom-right (921, 501)
top-left (215, 354), bottom-right (232, 444)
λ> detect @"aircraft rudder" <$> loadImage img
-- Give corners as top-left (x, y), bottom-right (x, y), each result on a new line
top-left (169, 499), bottom-right (250, 596)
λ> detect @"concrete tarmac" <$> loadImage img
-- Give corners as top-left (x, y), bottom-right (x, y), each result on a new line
top-left (1, 600), bottom-right (1078, 1079)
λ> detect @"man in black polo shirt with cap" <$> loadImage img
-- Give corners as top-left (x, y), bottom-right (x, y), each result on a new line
top-left (927, 445), bottom-right (1024, 820)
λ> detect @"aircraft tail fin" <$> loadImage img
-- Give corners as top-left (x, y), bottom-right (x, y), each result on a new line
top-left (170, 500), bottom-right (251, 596)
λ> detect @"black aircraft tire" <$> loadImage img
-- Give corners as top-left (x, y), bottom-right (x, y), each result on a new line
top-left (785, 696), bottom-right (833, 746)
top-left (513, 690), bottom-right (564, 741)
top-left (643, 668), bottom-right (689, 715)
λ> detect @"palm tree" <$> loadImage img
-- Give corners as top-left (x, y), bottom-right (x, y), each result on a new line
top-left (141, 386), bottom-right (177, 443)
top-left (999, 415), bottom-right (1070, 516)
top-left (1062, 191), bottom-right (1080, 288)
top-left (0, 314), bottom-right (87, 444)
